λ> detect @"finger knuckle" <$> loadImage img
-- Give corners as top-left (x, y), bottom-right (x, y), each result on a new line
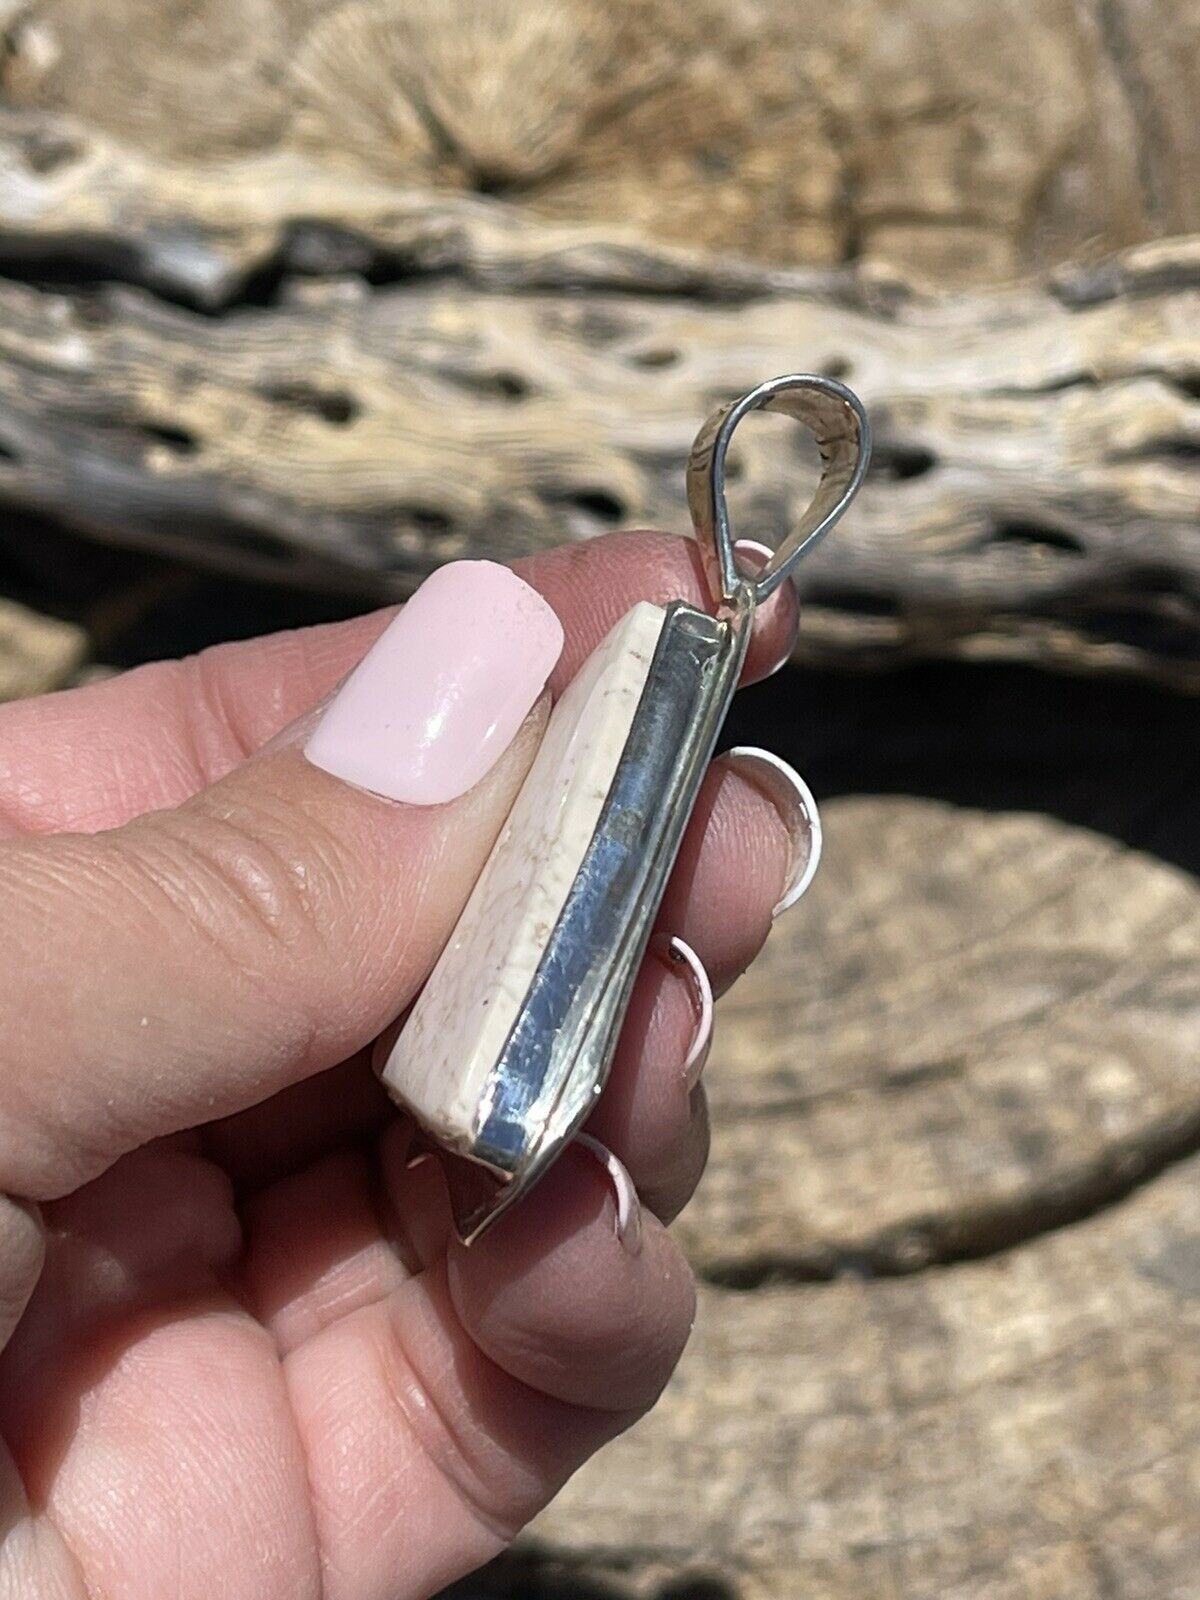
top-left (122, 798), bottom-right (341, 1030)
top-left (370, 1320), bottom-right (529, 1546)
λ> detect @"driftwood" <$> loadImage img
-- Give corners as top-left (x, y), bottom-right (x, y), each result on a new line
top-left (0, 0), bottom-right (1195, 685)
top-left (0, 0), bottom-right (1198, 686)
top-left (0, 241), bottom-right (1197, 683)
top-left (510, 795), bottom-right (1200, 1600)
top-left (0, 594), bottom-right (82, 698)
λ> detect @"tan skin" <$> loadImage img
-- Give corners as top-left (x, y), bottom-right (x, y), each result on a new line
top-left (0, 532), bottom-right (797, 1600)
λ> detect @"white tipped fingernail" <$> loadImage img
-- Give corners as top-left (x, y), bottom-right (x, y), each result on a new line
top-left (403, 1127), bottom-right (438, 1172)
top-left (575, 1134), bottom-right (643, 1255)
top-left (723, 746), bottom-right (823, 916)
top-left (652, 934), bottom-right (714, 1091)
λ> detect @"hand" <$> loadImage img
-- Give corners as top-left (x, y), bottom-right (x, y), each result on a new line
top-left (0, 532), bottom-right (803, 1600)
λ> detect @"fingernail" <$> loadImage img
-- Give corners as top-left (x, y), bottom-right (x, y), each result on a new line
top-left (723, 746), bottom-right (823, 916)
top-left (734, 539), bottom-right (796, 678)
top-left (304, 561), bottom-right (563, 805)
top-left (405, 1139), bottom-right (437, 1173)
top-left (575, 1135), bottom-right (643, 1256)
top-left (734, 537), bottom-right (774, 573)
top-left (652, 934), bottom-right (713, 1091)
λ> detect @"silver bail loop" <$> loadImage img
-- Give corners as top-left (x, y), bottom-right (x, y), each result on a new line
top-left (686, 374), bottom-right (872, 611)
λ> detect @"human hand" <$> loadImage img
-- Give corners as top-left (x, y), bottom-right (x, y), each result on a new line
top-left (0, 531), bottom-right (808, 1600)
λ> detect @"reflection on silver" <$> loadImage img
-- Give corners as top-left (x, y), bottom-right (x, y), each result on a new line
top-left (687, 373), bottom-right (871, 608)
top-left (415, 376), bottom-right (870, 1242)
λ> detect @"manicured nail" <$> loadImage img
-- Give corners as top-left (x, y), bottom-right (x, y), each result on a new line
top-left (723, 746), bottom-right (823, 916)
top-left (734, 537), bottom-right (774, 573)
top-left (575, 1134), bottom-right (643, 1255)
top-left (304, 561), bottom-right (563, 805)
top-left (734, 539), bottom-right (796, 677)
top-left (652, 934), bottom-right (713, 1091)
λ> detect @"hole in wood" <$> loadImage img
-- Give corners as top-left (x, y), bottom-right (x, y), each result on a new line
top-left (19, 130), bottom-right (81, 176)
top-left (1128, 435), bottom-right (1200, 465)
top-left (559, 488), bottom-right (627, 528)
top-left (140, 422), bottom-right (197, 457)
top-left (399, 506), bottom-right (454, 534)
top-left (471, 167), bottom-right (522, 200)
top-left (460, 370), bottom-right (531, 402)
top-left (568, 306), bottom-right (633, 347)
top-left (630, 346), bottom-right (681, 370)
top-left (259, 383), bottom-right (359, 426)
top-left (990, 518), bottom-right (1085, 556)
top-left (867, 443), bottom-right (936, 481)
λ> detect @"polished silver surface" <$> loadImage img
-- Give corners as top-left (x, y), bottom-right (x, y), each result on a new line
top-left (437, 374), bottom-right (871, 1241)
top-left (449, 598), bottom-right (751, 1240)
top-left (687, 373), bottom-right (871, 608)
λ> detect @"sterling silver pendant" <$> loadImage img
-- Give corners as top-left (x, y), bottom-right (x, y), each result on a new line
top-left (382, 375), bottom-right (871, 1241)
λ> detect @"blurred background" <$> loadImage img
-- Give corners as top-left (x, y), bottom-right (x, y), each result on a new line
top-left (2, 2), bottom-right (1199, 1596)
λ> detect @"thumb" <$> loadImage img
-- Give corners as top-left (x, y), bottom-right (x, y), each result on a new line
top-left (0, 562), bottom-right (561, 1201)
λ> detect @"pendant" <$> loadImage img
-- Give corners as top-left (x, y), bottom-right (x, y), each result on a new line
top-left (381, 375), bottom-right (871, 1241)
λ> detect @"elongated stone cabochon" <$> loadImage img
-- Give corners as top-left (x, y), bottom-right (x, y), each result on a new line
top-left (382, 600), bottom-right (668, 1149)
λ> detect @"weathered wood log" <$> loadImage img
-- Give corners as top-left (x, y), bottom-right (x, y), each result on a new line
top-left (1, 8), bottom-right (1196, 1595)
top-left (680, 797), bottom-right (1200, 1277)
top-left (2, 0), bottom-right (1200, 288)
top-left (1, 6), bottom-right (1199, 687)
top-left (534, 1150), bottom-right (1200, 1598)
top-left (0, 244), bottom-right (1197, 682)
top-left (498, 795), bottom-right (1200, 1600)
top-left (0, 595), bottom-right (83, 698)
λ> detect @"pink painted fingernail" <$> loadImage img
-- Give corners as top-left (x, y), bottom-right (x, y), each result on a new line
top-left (304, 561), bottom-right (563, 805)
top-left (653, 934), bottom-right (714, 1091)
top-left (734, 538), bottom-right (774, 575)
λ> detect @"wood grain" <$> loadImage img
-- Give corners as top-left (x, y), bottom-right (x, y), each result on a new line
top-left (682, 796), bottom-right (1200, 1277)
top-left (516, 797), bottom-right (1200, 1600)
top-left (536, 1146), bottom-right (1200, 1598)
top-left (0, 246), bottom-right (1197, 682)
top-left (3, 0), bottom-right (1200, 286)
